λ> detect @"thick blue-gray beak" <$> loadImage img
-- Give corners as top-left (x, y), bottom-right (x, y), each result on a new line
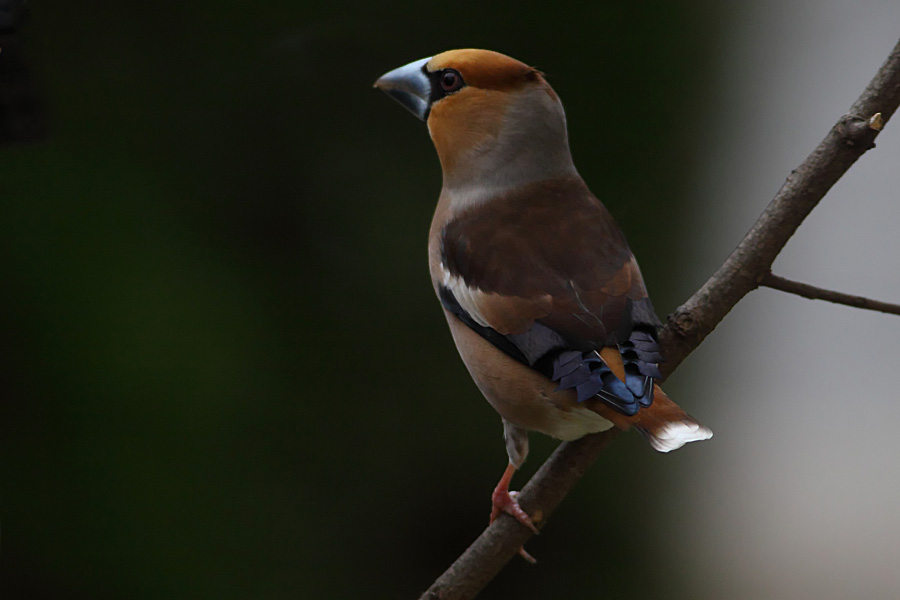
top-left (374, 56), bottom-right (432, 121)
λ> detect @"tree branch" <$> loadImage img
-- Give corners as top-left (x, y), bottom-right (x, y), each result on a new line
top-left (759, 272), bottom-right (900, 316)
top-left (419, 37), bottom-right (900, 600)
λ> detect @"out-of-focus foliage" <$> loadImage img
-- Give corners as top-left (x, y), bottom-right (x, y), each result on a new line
top-left (1, 2), bottom-right (719, 598)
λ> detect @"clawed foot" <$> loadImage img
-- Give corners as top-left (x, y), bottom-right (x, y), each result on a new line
top-left (490, 488), bottom-right (540, 534)
top-left (490, 478), bottom-right (539, 563)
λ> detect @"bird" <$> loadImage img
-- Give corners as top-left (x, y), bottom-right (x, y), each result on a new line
top-left (374, 49), bottom-right (711, 560)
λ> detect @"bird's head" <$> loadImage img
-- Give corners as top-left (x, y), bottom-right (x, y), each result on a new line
top-left (375, 49), bottom-right (576, 197)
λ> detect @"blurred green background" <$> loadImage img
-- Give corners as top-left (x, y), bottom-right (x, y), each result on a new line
top-left (9, 2), bottom-right (897, 599)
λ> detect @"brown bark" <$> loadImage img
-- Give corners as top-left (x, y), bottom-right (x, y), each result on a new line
top-left (419, 37), bottom-right (900, 600)
top-left (760, 272), bottom-right (900, 316)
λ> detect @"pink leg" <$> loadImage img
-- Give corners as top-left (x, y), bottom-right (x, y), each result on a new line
top-left (490, 463), bottom-right (539, 563)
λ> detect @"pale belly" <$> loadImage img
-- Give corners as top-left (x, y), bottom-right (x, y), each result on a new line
top-left (443, 310), bottom-right (614, 440)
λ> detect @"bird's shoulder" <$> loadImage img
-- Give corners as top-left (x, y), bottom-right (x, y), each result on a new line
top-left (440, 174), bottom-right (637, 299)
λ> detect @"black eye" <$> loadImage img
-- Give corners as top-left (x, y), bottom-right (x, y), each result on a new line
top-left (440, 69), bottom-right (463, 92)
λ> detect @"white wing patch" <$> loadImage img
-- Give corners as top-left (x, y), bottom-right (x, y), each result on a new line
top-left (440, 261), bottom-right (491, 328)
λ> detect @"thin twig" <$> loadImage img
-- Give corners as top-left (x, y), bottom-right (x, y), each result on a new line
top-left (760, 272), bottom-right (900, 316)
top-left (658, 37), bottom-right (900, 374)
top-left (419, 37), bottom-right (900, 600)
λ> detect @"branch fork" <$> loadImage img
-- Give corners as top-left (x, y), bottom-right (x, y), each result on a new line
top-left (420, 37), bottom-right (900, 600)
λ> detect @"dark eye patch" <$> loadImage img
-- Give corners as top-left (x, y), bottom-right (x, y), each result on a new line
top-left (423, 66), bottom-right (467, 115)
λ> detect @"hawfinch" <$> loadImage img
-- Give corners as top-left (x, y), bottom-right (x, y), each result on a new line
top-left (375, 49), bottom-right (712, 553)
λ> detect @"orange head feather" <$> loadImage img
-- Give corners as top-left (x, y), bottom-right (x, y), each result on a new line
top-left (376, 49), bottom-right (575, 192)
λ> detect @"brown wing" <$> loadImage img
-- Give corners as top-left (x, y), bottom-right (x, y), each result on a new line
top-left (439, 175), bottom-right (655, 356)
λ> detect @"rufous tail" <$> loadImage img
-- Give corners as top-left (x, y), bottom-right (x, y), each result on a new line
top-left (630, 385), bottom-right (712, 452)
top-left (596, 347), bottom-right (712, 453)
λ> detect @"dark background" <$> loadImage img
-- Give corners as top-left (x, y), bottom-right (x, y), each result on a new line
top-left (3, 2), bottom-right (736, 598)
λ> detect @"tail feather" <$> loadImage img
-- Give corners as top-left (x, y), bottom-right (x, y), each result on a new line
top-left (587, 346), bottom-right (712, 452)
top-left (631, 385), bottom-right (712, 453)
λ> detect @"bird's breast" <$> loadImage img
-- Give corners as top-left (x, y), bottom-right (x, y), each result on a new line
top-left (443, 309), bottom-right (614, 440)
